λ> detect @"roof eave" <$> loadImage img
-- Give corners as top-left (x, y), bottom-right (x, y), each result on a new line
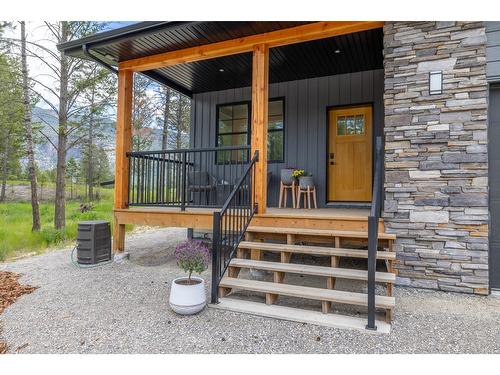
top-left (57, 21), bottom-right (193, 54)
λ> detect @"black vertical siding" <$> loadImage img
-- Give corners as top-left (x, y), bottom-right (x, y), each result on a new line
top-left (190, 69), bottom-right (384, 207)
top-left (487, 22), bottom-right (500, 83)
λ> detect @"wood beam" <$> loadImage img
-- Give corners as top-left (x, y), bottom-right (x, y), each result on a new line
top-left (113, 69), bottom-right (133, 253)
top-left (251, 44), bottom-right (269, 215)
top-left (119, 21), bottom-right (384, 72)
top-left (114, 209), bottom-right (213, 230)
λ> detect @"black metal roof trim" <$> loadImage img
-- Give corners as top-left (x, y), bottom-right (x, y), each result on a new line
top-left (62, 23), bottom-right (195, 97)
top-left (141, 70), bottom-right (193, 98)
top-left (82, 44), bottom-right (118, 74)
top-left (56, 21), bottom-right (382, 96)
top-left (57, 21), bottom-right (188, 53)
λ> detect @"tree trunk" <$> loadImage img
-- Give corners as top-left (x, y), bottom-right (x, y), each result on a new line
top-left (162, 88), bottom-right (171, 150)
top-left (20, 21), bottom-right (41, 231)
top-left (87, 94), bottom-right (95, 201)
top-left (176, 95), bottom-right (182, 149)
top-left (0, 137), bottom-right (8, 202)
top-left (54, 21), bottom-right (69, 230)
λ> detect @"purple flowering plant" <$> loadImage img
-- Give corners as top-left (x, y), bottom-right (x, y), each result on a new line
top-left (174, 240), bottom-right (211, 282)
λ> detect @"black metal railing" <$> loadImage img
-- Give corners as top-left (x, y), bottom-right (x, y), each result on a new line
top-left (366, 136), bottom-right (383, 330)
top-left (211, 150), bottom-right (258, 304)
top-left (127, 146), bottom-right (250, 209)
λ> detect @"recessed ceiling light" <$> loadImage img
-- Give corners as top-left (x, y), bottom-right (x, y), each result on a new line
top-left (219, 68), bottom-right (225, 72)
top-left (334, 49), bottom-right (341, 54)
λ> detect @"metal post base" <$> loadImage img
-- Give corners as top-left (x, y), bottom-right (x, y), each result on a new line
top-left (113, 252), bottom-right (130, 262)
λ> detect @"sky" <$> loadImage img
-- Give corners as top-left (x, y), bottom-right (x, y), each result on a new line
top-left (101, 21), bottom-right (137, 32)
top-left (4, 21), bottom-right (136, 110)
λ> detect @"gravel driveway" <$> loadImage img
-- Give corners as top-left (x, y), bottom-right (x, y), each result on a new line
top-left (1, 227), bottom-right (499, 354)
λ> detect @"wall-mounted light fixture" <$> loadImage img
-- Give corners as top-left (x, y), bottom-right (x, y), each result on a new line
top-left (429, 71), bottom-right (443, 95)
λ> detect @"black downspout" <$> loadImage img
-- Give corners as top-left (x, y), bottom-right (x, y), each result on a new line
top-left (82, 44), bottom-right (118, 75)
top-left (82, 44), bottom-right (193, 98)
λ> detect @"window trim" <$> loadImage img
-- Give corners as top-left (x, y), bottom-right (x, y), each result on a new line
top-left (215, 97), bottom-right (285, 164)
top-left (215, 100), bottom-right (251, 164)
top-left (267, 97), bottom-right (285, 163)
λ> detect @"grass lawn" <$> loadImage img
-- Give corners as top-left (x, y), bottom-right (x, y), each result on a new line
top-left (0, 187), bottom-right (125, 261)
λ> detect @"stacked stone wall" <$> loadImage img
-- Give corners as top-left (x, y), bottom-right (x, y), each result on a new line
top-left (383, 22), bottom-right (489, 294)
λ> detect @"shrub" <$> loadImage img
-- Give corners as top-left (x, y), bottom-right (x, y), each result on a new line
top-left (40, 227), bottom-right (65, 246)
top-left (173, 240), bottom-right (211, 282)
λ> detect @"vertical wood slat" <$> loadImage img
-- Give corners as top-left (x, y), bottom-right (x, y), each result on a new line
top-left (113, 69), bottom-right (133, 253)
top-left (251, 44), bottom-right (269, 214)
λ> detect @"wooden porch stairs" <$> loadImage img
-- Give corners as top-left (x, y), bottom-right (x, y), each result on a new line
top-left (211, 225), bottom-right (397, 333)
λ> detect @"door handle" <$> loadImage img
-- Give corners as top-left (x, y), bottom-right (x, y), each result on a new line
top-left (329, 153), bottom-right (335, 159)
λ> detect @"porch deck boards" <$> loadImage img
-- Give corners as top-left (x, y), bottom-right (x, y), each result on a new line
top-left (265, 207), bottom-right (370, 218)
top-left (123, 206), bottom-right (370, 218)
top-left (114, 206), bottom-right (380, 231)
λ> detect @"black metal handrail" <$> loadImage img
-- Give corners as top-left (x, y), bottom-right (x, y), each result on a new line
top-left (366, 136), bottom-right (383, 330)
top-left (211, 150), bottom-right (258, 304)
top-left (126, 146), bottom-right (250, 209)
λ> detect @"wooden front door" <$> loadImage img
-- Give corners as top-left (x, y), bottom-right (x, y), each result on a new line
top-left (328, 105), bottom-right (372, 202)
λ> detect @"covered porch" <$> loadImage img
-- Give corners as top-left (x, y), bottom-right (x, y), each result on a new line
top-left (109, 21), bottom-right (385, 251)
top-left (60, 21), bottom-right (392, 331)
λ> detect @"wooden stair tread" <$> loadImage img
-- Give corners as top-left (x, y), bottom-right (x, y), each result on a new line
top-left (211, 298), bottom-right (391, 333)
top-left (238, 241), bottom-right (396, 260)
top-left (230, 258), bottom-right (396, 283)
top-left (247, 226), bottom-right (396, 240)
top-left (219, 277), bottom-right (395, 309)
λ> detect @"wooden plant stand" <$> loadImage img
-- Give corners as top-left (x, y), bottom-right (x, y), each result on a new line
top-left (296, 185), bottom-right (318, 209)
top-left (279, 181), bottom-right (297, 208)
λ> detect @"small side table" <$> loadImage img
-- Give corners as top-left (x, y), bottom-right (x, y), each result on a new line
top-left (297, 185), bottom-right (317, 209)
top-left (278, 181), bottom-right (297, 208)
top-left (215, 183), bottom-right (234, 206)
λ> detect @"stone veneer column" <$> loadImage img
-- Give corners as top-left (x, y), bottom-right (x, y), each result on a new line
top-left (383, 22), bottom-right (489, 295)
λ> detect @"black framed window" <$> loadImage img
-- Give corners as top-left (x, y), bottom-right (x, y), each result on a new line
top-left (268, 99), bottom-right (284, 162)
top-left (216, 102), bottom-right (250, 163)
top-left (216, 98), bottom-right (285, 163)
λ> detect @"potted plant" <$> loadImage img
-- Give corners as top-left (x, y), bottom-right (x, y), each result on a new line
top-left (292, 169), bottom-right (305, 180)
top-left (280, 167), bottom-right (296, 185)
top-left (169, 240), bottom-right (211, 315)
top-left (297, 170), bottom-right (314, 189)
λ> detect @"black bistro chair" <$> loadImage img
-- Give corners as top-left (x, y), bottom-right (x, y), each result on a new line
top-left (187, 171), bottom-right (217, 206)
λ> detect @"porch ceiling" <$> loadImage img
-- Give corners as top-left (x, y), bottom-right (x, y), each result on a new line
top-left (59, 21), bottom-right (383, 95)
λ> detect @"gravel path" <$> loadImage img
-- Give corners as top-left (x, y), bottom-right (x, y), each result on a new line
top-left (1, 227), bottom-right (499, 354)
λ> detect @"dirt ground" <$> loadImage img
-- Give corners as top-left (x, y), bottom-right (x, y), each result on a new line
top-left (1, 184), bottom-right (87, 202)
top-left (2, 184), bottom-right (55, 202)
top-left (0, 271), bottom-right (37, 353)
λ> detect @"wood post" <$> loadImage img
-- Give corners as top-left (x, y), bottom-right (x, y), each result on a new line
top-left (251, 44), bottom-right (269, 215)
top-left (322, 237), bottom-right (341, 313)
top-left (268, 233), bottom-right (295, 305)
top-left (112, 69), bottom-right (133, 253)
top-left (249, 232), bottom-right (263, 262)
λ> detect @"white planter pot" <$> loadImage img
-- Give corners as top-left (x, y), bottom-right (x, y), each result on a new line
top-left (169, 276), bottom-right (207, 315)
